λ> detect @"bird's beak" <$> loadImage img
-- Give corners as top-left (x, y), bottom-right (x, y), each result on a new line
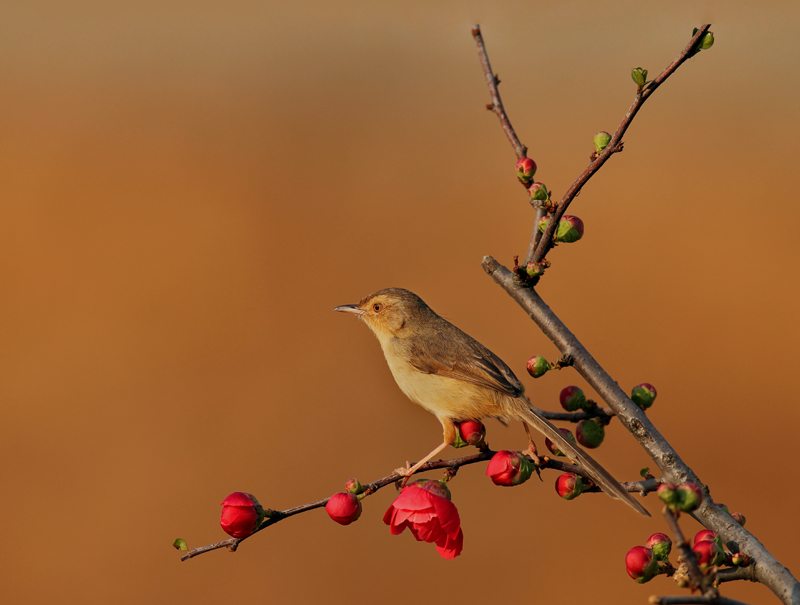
top-left (334, 304), bottom-right (365, 316)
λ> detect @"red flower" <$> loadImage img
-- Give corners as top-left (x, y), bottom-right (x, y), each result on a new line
top-left (383, 480), bottom-right (463, 559)
top-left (486, 450), bottom-right (533, 486)
top-left (325, 492), bottom-right (363, 525)
top-left (220, 492), bottom-right (264, 539)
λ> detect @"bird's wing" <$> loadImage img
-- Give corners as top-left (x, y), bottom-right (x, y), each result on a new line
top-left (407, 327), bottom-right (525, 398)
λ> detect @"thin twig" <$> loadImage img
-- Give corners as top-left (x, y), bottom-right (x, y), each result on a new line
top-left (471, 25), bottom-right (527, 160)
top-left (662, 507), bottom-right (709, 593)
top-left (535, 404), bottom-right (614, 422)
top-left (527, 26), bottom-right (711, 265)
top-left (716, 566), bottom-right (759, 584)
top-left (649, 596), bottom-right (753, 605)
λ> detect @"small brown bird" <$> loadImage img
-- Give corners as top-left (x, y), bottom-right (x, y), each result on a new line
top-left (335, 288), bottom-right (649, 517)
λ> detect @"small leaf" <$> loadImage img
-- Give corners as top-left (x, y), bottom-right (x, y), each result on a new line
top-left (640, 467), bottom-right (650, 478)
top-left (173, 538), bottom-right (188, 551)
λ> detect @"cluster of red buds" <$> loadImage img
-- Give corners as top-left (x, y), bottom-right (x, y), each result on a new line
top-left (625, 533), bottom-right (673, 583)
top-left (559, 386), bottom-right (608, 448)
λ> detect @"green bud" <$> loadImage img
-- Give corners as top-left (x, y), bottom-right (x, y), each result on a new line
top-left (593, 131), bottom-right (612, 153)
top-left (700, 32), bottom-right (714, 50)
top-left (677, 482), bottom-right (703, 513)
top-left (344, 478), bottom-right (364, 495)
top-left (576, 419), bottom-right (605, 448)
top-left (528, 182), bottom-right (549, 202)
top-left (173, 538), bottom-right (188, 551)
top-left (526, 355), bottom-right (553, 378)
top-left (631, 383), bottom-right (657, 410)
top-left (525, 261), bottom-right (547, 279)
top-left (631, 67), bottom-right (648, 88)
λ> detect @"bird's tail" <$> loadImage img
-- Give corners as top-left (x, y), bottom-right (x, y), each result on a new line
top-left (510, 397), bottom-right (651, 517)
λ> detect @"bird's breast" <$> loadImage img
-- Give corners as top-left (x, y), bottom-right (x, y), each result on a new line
top-left (379, 337), bottom-right (506, 422)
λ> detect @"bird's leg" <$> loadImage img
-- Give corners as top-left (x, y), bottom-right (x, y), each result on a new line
top-left (394, 441), bottom-right (450, 487)
top-left (522, 422), bottom-right (543, 480)
top-left (394, 418), bottom-right (457, 487)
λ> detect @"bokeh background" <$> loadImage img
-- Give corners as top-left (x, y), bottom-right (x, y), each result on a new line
top-left (2, 1), bottom-right (798, 603)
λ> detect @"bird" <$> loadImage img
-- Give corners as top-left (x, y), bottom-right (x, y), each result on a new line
top-left (335, 287), bottom-right (649, 517)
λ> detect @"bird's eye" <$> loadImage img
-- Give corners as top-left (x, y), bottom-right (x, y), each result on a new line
top-left (372, 303), bottom-right (383, 313)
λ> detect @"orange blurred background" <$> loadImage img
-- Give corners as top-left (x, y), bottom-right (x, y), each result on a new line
top-left (1, 1), bottom-right (798, 603)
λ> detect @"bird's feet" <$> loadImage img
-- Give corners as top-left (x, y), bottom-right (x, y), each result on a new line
top-left (522, 443), bottom-right (543, 481)
top-left (394, 462), bottom-right (415, 487)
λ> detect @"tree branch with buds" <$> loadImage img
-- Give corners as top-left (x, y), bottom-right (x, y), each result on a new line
top-left (475, 24), bottom-right (799, 605)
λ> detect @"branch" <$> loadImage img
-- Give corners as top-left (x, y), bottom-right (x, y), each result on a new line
top-left (662, 507), bottom-right (709, 594)
top-left (535, 403), bottom-right (614, 422)
top-left (716, 566), bottom-right (759, 584)
top-left (482, 255), bottom-right (800, 605)
top-left (530, 25), bottom-right (711, 264)
top-left (471, 25), bottom-right (527, 160)
top-left (181, 446), bottom-right (647, 561)
top-left (649, 597), bottom-right (753, 605)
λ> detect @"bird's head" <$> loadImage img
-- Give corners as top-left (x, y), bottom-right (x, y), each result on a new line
top-left (334, 288), bottom-right (432, 341)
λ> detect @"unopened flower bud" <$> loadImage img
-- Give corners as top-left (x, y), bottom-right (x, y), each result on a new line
top-left (525, 261), bottom-right (547, 279)
top-left (555, 472), bottom-right (584, 500)
top-left (593, 131), bottom-right (612, 153)
top-left (526, 355), bottom-right (553, 378)
top-left (625, 545), bottom-right (659, 583)
top-left (657, 482), bottom-right (678, 508)
top-left (325, 492), bottom-right (363, 525)
top-left (631, 383), bottom-right (657, 410)
top-left (676, 482), bottom-right (703, 512)
top-left (693, 529), bottom-right (717, 546)
top-left (486, 450), bottom-right (534, 486)
top-left (645, 533), bottom-right (673, 562)
top-left (540, 215), bottom-right (584, 242)
top-left (732, 552), bottom-right (752, 567)
top-left (345, 478), bottom-right (364, 495)
top-left (528, 181), bottom-right (549, 202)
top-left (692, 540), bottom-right (719, 571)
top-left (537, 215), bottom-right (551, 234)
top-left (559, 385), bottom-right (587, 412)
top-left (556, 215), bottom-right (584, 243)
top-left (717, 503), bottom-right (730, 514)
top-left (516, 157), bottom-right (537, 182)
top-left (731, 512), bottom-right (746, 526)
top-left (545, 427), bottom-right (576, 456)
top-left (454, 419), bottom-right (486, 448)
top-left (576, 419), bottom-right (605, 448)
top-left (700, 32), bottom-right (714, 50)
top-left (631, 67), bottom-right (648, 88)
top-left (220, 492), bottom-right (265, 539)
